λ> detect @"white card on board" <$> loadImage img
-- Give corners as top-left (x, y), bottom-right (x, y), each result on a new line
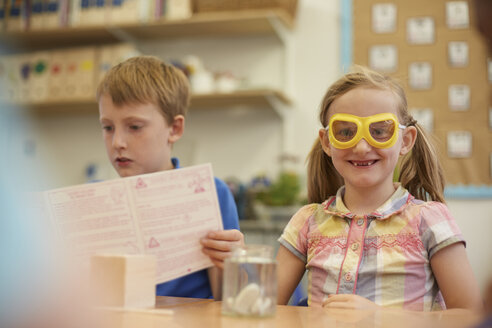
top-left (446, 1), bottom-right (469, 29)
top-left (372, 3), bottom-right (397, 33)
top-left (447, 131), bottom-right (472, 158)
top-left (369, 45), bottom-right (398, 72)
top-left (407, 17), bottom-right (435, 44)
top-left (448, 85), bottom-right (470, 111)
top-left (448, 41), bottom-right (469, 67)
top-left (409, 62), bottom-right (432, 90)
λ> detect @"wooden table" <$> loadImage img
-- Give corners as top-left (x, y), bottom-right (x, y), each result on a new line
top-left (95, 296), bottom-right (484, 328)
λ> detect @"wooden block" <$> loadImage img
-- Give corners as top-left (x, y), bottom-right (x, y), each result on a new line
top-left (90, 254), bottom-right (156, 308)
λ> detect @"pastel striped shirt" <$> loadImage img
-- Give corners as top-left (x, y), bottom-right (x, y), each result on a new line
top-left (278, 185), bottom-right (464, 310)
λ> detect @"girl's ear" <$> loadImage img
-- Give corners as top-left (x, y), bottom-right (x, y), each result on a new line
top-left (168, 115), bottom-right (185, 144)
top-left (400, 126), bottom-right (417, 156)
top-left (319, 128), bottom-right (332, 157)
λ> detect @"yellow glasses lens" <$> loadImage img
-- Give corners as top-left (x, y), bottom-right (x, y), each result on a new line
top-left (368, 120), bottom-right (396, 142)
top-left (332, 120), bottom-right (358, 142)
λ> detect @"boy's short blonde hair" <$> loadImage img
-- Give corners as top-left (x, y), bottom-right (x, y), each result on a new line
top-left (96, 55), bottom-right (190, 124)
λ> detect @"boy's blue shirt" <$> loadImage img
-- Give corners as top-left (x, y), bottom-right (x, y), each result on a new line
top-left (155, 158), bottom-right (240, 298)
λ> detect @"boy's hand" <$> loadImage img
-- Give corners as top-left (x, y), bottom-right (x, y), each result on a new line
top-left (322, 294), bottom-right (380, 310)
top-left (200, 229), bottom-right (244, 269)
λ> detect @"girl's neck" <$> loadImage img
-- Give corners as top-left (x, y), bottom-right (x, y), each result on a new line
top-left (343, 182), bottom-right (397, 216)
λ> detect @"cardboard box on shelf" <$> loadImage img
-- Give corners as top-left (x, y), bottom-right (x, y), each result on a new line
top-left (29, 51), bottom-right (51, 102)
top-left (29, 0), bottom-right (45, 30)
top-left (165, 0), bottom-right (192, 20)
top-left (109, 0), bottom-right (153, 25)
top-left (97, 43), bottom-right (140, 83)
top-left (0, 0), bottom-right (6, 31)
top-left (63, 47), bottom-right (97, 100)
top-left (48, 48), bottom-right (69, 101)
top-left (6, 0), bottom-right (27, 31)
top-left (45, 0), bottom-right (70, 29)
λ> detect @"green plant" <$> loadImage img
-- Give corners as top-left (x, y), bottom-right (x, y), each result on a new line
top-left (256, 171), bottom-right (300, 206)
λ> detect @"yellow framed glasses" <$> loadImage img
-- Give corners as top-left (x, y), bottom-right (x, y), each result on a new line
top-left (325, 113), bottom-right (406, 149)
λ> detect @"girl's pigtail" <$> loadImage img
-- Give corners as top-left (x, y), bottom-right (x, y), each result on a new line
top-left (399, 123), bottom-right (446, 203)
top-left (307, 138), bottom-right (343, 203)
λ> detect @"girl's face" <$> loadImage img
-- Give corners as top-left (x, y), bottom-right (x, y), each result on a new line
top-left (98, 94), bottom-right (184, 177)
top-left (319, 87), bottom-right (415, 193)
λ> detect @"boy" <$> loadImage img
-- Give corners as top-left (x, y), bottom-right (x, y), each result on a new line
top-left (96, 56), bottom-right (243, 300)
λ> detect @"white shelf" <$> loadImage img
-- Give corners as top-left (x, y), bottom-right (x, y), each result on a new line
top-left (4, 89), bottom-right (292, 116)
top-left (0, 9), bottom-right (295, 51)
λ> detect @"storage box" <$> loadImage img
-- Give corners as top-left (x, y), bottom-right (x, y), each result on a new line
top-left (29, 51), bottom-right (51, 102)
top-left (97, 43), bottom-right (139, 84)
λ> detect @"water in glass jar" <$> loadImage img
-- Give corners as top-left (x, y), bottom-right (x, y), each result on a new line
top-left (221, 246), bottom-right (277, 317)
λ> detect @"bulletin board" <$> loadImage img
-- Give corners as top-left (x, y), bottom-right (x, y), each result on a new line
top-left (351, 0), bottom-right (492, 190)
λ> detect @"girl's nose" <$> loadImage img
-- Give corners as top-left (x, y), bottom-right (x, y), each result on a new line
top-left (352, 137), bottom-right (372, 154)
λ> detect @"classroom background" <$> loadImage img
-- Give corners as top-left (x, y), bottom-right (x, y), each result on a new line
top-left (0, 0), bottom-right (491, 294)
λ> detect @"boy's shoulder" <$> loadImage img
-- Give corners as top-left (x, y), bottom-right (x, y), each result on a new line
top-left (213, 176), bottom-right (228, 189)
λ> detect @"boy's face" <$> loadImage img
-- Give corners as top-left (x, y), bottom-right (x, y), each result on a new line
top-left (98, 94), bottom-right (184, 177)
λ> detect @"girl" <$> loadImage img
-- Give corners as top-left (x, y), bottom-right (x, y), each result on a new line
top-left (277, 67), bottom-right (482, 311)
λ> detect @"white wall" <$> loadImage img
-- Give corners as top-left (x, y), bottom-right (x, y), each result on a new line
top-left (448, 199), bottom-right (492, 292)
top-left (18, 112), bottom-right (117, 190)
top-left (13, 0), bottom-right (492, 295)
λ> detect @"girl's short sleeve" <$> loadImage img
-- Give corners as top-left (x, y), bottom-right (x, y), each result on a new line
top-left (420, 201), bottom-right (465, 258)
top-left (278, 204), bottom-right (317, 263)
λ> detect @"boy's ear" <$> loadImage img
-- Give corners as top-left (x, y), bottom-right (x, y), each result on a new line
top-left (168, 115), bottom-right (185, 144)
top-left (319, 129), bottom-right (332, 157)
top-left (400, 126), bottom-right (417, 156)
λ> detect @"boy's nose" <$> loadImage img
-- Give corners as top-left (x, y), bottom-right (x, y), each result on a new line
top-left (352, 137), bottom-right (372, 154)
top-left (112, 130), bottom-right (127, 149)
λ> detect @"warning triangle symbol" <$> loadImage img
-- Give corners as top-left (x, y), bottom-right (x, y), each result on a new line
top-left (136, 178), bottom-right (147, 189)
top-left (148, 237), bottom-right (160, 248)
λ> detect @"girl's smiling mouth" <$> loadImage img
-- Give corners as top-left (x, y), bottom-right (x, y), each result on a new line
top-left (349, 160), bottom-right (378, 167)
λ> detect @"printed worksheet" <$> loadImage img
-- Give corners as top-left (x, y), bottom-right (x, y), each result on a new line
top-left (43, 163), bottom-right (223, 284)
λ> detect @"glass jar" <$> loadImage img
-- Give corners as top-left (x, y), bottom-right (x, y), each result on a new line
top-left (221, 244), bottom-right (277, 317)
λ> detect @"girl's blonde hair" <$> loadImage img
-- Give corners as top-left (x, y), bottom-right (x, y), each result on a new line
top-left (307, 67), bottom-right (445, 203)
top-left (96, 55), bottom-right (190, 124)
